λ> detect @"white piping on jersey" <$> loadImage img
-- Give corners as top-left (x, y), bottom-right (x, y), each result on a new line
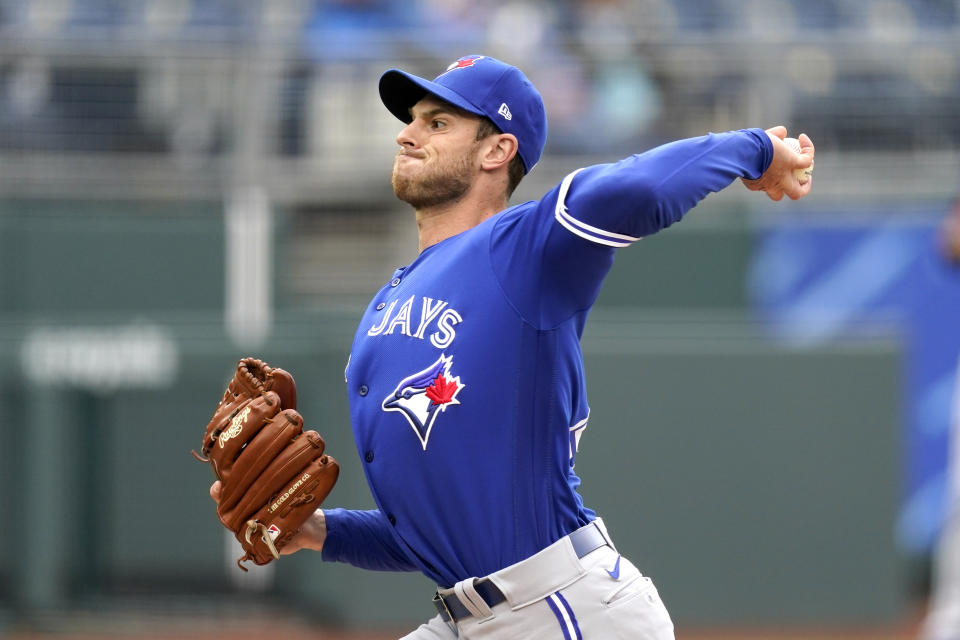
top-left (568, 410), bottom-right (590, 462)
top-left (554, 168), bottom-right (641, 248)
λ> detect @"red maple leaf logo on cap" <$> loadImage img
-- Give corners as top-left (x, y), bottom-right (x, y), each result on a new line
top-left (445, 56), bottom-right (484, 73)
top-left (425, 374), bottom-right (459, 405)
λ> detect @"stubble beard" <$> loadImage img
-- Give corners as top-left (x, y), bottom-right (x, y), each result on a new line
top-left (392, 147), bottom-right (477, 210)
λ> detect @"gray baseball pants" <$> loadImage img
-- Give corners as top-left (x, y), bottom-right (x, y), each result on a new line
top-left (399, 520), bottom-right (674, 639)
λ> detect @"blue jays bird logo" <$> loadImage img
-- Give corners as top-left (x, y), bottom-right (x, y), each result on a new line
top-left (382, 354), bottom-right (464, 450)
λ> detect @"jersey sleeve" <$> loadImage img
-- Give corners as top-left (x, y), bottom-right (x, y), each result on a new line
top-left (320, 508), bottom-right (420, 572)
top-left (490, 128), bottom-right (772, 328)
top-left (559, 128), bottom-right (771, 240)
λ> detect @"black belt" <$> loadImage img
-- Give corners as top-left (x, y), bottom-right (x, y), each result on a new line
top-left (433, 579), bottom-right (507, 623)
top-left (433, 522), bottom-right (611, 623)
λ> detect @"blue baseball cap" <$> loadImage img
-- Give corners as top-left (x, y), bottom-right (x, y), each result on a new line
top-left (379, 55), bottom-right (547, 173)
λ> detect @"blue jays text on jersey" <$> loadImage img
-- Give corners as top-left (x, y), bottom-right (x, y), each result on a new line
top-left (366, 295), bottom-right (462, 349)
top-left (321, 129), bottom-right (774, 588)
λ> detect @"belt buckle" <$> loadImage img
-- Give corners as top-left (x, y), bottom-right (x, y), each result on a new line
top-left (433, 591), bottom-right (455, 622)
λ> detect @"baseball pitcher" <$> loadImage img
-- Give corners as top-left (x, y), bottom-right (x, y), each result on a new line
top-left (208, 54), bottom-right (814, 639)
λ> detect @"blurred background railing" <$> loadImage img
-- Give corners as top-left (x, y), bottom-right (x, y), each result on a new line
top-left (0, 0), bottom-right (958, 203)
top-left (2, 0), bottom-right (960, 637)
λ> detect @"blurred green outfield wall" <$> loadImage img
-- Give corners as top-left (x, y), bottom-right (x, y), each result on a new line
top-left (0, 203), bottom-right (905, 629)
top-left (0, 201), bottom-right (224, 315)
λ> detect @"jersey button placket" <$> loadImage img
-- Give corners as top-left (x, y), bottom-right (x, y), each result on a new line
top-left (364, 451), bottom-right (374, 463)
top-left (390, 277), bottom-right (401, 287)
top-left (358, 384), bottom-right (368, 396)
top-left (376, 302), bottom-right (386, 310)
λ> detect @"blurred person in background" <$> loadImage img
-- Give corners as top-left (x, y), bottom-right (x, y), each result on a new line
top-left (919, 198), bottom-right (960, 640)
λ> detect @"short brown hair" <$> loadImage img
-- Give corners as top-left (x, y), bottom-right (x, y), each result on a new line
top-left (476, 117), bottom-right (526, 198)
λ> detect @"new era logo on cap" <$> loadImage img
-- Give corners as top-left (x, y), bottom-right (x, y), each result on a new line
top-left (378, 54), bottom-right (548, 173)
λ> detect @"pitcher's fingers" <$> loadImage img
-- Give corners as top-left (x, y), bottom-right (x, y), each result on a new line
top-left (787, 173), bottom-right (814, 200)
top-left (210, 480), bottom-right (222, 503)
top-left (766, 186), bottom-right (785, 202)
top-left (767, 125), bottom-right (788, 140)
top-left (797, 133), bottom-right (815, 165)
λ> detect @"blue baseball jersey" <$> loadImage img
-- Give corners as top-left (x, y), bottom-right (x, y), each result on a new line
top-left (322, 129), bottom-right (773, 587)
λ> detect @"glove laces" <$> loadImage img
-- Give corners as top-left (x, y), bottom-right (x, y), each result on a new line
top-left (237, 520), bottom-right (281, 571)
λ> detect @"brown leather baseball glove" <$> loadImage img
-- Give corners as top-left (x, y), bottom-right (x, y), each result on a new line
top-left (194, 357), bottom-right (339, 570)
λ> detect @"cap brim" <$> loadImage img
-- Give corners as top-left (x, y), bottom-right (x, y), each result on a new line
top-left (379, 69), bottom-right (485, 123)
